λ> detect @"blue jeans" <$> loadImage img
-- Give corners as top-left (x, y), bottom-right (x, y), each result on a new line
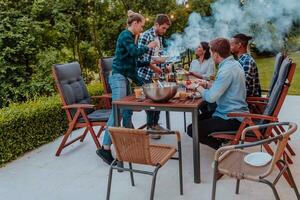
top-left (137, 76), bottom-right (160, 127)
top-left (102, 73), bottom-right (133, 146)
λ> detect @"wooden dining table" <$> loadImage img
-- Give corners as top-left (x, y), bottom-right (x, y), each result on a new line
top-left (112, 95), bottom-right (204, 183)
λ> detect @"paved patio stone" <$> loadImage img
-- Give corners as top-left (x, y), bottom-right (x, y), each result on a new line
top-left (0, 96), bottom-right (299, 200)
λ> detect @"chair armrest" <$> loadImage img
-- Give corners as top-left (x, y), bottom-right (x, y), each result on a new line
top-left (91, 94), bottom-right (112, 100)
top-left (214, 122), bottom-right (292, 161)
top-left (247, 100), bottom-right (268, 106)
top-left (62, 104), bottom-right (95, 109)
top-left (247, 96), bottom-right (269, 101)
top-left (227, 112), bottom-right (278, 121)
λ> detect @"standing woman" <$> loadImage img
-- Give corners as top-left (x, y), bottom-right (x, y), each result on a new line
top-left (96, 10), bottom-right (157, 165)
top-left (189, 42), bottom-right (215, 80)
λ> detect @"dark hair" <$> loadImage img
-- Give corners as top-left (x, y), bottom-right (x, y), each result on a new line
top-left (127, 10), bottom-right (144, 26)
top-left (233, 33), bottom-right (252, 47)
top-left (195, 42), bottom-right (211, 60)
top-left (155, 14), bottom-right (171, 26)
top-left (209, 38), bottom-right (231, 58)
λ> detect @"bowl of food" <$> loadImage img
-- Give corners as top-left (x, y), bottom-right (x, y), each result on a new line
top-left (151, 55), bottom-right (169, 63)
top-left (142, 82), bottom-right (178, 102)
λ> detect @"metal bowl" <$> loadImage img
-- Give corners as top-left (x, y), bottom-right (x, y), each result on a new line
top-left (142, 82), bottom-right (178, 102)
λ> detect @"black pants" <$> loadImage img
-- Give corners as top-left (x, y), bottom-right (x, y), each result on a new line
top-left (187, 111), bottom-right (241, 150)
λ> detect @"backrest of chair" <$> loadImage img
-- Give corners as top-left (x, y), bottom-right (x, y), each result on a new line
top-left (108, 127), bottom-right (153, 165)
top-left (267, 52), bottom-right (285, 97)
top-left (262, 57), bottom-right (293, 117)
top-left (98, 57), bottom-right (113, 94)
top-left (52, 62), bottom-right (93, 118)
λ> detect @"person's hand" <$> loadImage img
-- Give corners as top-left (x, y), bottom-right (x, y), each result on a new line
top-left (185, 82), bottom-right (198, 90)
top-left (150, 65), bottom-right (163, 74)
top-left (150, 60), bottom-right (160, 65)
top-left (148, 40), bottom-right (158, 49)
top-left (196, 85), bottom-right (205, 93)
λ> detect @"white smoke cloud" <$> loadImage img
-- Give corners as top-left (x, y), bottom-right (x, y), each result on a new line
top-left (167, 0), bottom-right (300, 56)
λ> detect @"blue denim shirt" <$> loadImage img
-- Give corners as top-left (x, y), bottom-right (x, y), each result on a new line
top-left (202, 56), bottom-right (249, 121)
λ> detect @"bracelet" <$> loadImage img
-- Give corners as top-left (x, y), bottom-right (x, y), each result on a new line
top-left (204, 81), bottom-right (208, 89)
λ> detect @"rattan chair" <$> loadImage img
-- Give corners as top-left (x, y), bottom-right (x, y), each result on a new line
top-left (106, 127), bottom-right (183, 200)
top-left (210, 57), bottom-right (296, 165)
top-left (211, 122), bottom-right (300, 200)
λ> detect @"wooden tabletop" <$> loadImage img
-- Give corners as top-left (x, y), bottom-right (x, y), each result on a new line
top-left (113, 95), bottom-right (203, 108)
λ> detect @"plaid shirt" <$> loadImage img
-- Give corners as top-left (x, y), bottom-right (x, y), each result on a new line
top-left (239, 53), bottom-right (261, 97)
top-left (137, 27), bottom-right (164, 82)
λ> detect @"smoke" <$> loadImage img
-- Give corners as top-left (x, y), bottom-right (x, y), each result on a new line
top-left (167, 0), bottom-right (300, 56)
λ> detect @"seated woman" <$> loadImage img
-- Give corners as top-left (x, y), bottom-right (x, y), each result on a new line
top-left (189, 42), bottom-right (215, 80)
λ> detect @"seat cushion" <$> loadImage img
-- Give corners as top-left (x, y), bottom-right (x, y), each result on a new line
top-left (78, 109), bottom-right (111, 123)
top-left (218, 150), bottom-right (270, 178)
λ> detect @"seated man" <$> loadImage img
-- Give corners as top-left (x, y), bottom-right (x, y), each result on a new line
top-left (230, 33), bottom-right (261, 97)
top-left (187, 38), bottom-right (249, 149)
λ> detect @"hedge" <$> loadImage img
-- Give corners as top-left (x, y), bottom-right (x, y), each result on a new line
top-left (0, 82), bottom-right (103, 167)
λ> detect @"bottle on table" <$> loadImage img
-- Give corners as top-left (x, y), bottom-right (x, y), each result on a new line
top-left (168, 63), bottom-right (177, 82)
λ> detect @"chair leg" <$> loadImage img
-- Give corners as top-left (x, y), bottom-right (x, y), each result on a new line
top-left (286, 165), bottom-right (300, 199)
top-left (129, 163), bottom-right (135, 186)
top-left (87, 125), bottom-right (101, 149)
top-left (80, 128), bottom-right (89, 142)
top-left (106, 161), bottom-right (116, 200)
top-left (275, 160), bottom-right (292, 186)
top-left (80, 110), bottom-right (101, 148)
top-left (235, 179), bottom-right (240, 194)
top-left (262, 143), bottom-right (292, 186)
top-left (286, 142), bottom-right (296, 156)
top-left (211, 162), bottom-right (218, 200)
top-left (284, 151), bottom-right (293, 164)
top-left (177, 141), bottom-right (183, 195)
top-left (117, 161), bottom-right (124, 172)
top-left (97, 126), bottom-right (105, 138)
top-left (276, 125), bottom-right (296, 156)
top-left (183, 112), bottom-right (187, 132)
top-left (260, 179), bottom-right (280, 200)
top-left (56, 125), bottom-right (74, 156)
top-left (150, 166), bottom-right (160, 200)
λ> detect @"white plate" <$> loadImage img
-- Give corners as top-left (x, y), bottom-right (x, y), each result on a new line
top-left (244, 152), bottom-right (272, 167)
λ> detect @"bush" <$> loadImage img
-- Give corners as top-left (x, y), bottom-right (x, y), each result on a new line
top-left (0, 82), bottom-right (103, 167)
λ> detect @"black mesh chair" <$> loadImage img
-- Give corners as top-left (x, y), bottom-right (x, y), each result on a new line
top-left (98, 57), bottom-right (113, 109)
top-left (267, 52), bottom-right (285, 97)
top-left (247, 52), bottom-right (285, 109)
top-left (52, 62), bottom-right (111, 156)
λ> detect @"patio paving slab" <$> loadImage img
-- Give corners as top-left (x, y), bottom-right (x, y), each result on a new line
top-left (0, 96), bottom-right (300, 200)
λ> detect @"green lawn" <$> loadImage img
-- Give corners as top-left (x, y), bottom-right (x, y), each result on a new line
top-left (256, 51), bottom-right (300, 95)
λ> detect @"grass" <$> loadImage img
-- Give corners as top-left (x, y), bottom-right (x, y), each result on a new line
top-left (256, 51), bottom-right (300, 95)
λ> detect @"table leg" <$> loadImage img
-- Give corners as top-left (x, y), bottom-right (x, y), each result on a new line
top-left (113, 104), bottom-right (120, 127)
top-left (192, 109), bottom-right (201, 183)
top-left (166, 111), bottom-right (170, 130)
